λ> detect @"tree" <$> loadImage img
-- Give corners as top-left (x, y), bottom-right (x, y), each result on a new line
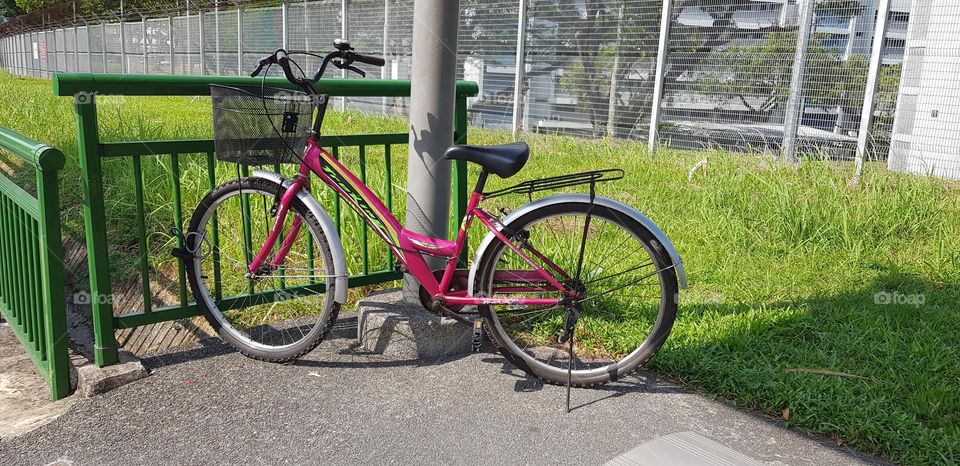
top-left (1, 0), bottom-right (23, 18)
top-left (697, 32), bottom-right (853, 117)
top-left (533, 0), bottom-right (660, 137)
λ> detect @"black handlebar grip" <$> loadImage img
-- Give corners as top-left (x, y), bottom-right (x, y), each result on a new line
top-left (273, 50), bottom-right (301, 84)
top-left (250, 63), bottom-right (264, 77)
top-left (353, 53), bottom-right (385, 67)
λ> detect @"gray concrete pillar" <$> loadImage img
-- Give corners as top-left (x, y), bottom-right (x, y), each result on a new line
top-left (403, 0), bottom-right (461, 299)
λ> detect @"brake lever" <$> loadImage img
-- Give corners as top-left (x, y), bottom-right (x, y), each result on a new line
top-left (343, 65), bottom-right (365, 78)
top-left (333, 59), bottom-right (365, 78)
top-left (250, 63), bottom-right (265, 78)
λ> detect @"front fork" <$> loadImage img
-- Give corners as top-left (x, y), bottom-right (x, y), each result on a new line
top-left (247, 174), bottom-right (308, 276)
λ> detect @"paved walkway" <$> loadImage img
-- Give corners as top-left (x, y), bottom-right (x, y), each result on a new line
top-left (0, 317), bottom-right (882, 465)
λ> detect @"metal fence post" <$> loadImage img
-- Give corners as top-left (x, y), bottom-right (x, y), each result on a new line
top-left (86, 24), bottom-right (93, 74)
top-left (853, 0), bottom-right (892, 185)
top-left (511, 0), bottom-right (528, 139)
top-left (648, 0), bottom-right (673, 154)
top-left (73, 26), bottom-right (80, 72)
top-left (340, 0), bottom-right (349, 111)
top-left (120, 16), bottom-right (127, 73)
top-left (782, 0), bottom-right (815, 163)
top-left (237, 7), bottom-right (243, 76)
top-left (382, 0), bottom-right (390, 113)
top-left (27, 34), bottom-right (33, 76)
top-left (73, 94), bottom-right (120, 367)
top-left (304, 0), bottom-right (309, 53)
top-left (142, 18), bottom-right (149, 73)
top-left (282, 2), bottom-right (289, 49)
top-left (185, 8), bottom-right (190, 74)
top-left (199, 10), bottom-right (206, 75)
top-left (169, 16), bottom-right (176, 74)
top-left (215, 1), bottom-right (221, 75)
top-left (100, 25), bottom-right (107, 73)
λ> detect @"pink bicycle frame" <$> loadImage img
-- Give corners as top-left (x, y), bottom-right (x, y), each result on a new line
top-left (247, 138), bottom-right (574, 307)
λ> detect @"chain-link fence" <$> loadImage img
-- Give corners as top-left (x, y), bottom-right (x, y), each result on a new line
top-left (2, 0), bottom-right (957, 179)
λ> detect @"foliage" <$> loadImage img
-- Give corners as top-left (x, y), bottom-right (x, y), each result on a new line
top-left (696, 31), bottom-right (901, 122)
top-left (14, 0), bottom-right (59, 14)
top-left (815, 0), bottom-right (865, 17)
top-left (1, 0), bottom-right (23, 17)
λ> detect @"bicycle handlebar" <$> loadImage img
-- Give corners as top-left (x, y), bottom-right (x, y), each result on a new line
top-left (250, 44), bottom-right (385, 89)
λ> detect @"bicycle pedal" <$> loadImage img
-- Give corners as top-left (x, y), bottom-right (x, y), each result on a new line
top-left (471, 319), bottom-right (484, 352)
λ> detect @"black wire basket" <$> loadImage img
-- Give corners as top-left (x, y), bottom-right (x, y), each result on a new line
top-left (210, 84), bottom-right (317, 165)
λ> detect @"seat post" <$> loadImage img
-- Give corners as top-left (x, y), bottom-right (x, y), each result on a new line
top-left (473, 171), bottom-right (489, 194)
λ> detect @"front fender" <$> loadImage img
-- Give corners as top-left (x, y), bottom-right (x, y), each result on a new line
top-left (467, 194), bottom-right (687, 296)
top-left (252, 170), bottom-right (349, 304)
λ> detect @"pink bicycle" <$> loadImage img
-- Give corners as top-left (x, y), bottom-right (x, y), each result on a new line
top-left (180, 42), bottom-right (687, 389)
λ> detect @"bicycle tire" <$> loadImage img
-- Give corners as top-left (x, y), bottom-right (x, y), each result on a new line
top-left (476, 200), bottom-right (679, 387)
top-left (184, 177), bottom-right (340, 362)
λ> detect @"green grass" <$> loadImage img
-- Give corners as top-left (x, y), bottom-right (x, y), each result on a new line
top-left (2, 72), bottom-right (959, 464)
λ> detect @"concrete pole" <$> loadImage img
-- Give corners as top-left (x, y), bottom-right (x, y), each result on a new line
top-left (779, 0), bottom-right (789, 26)
top-left (781, 0), bottom-right (815, 164)
top-left (647, 0), bottom-right (673, 154)
top-left (403, 0), bottom-right (460, 299)
top-left (511, 0), bottom-right (528, 139)
top-left (853, 0), bottom-right (892, 186)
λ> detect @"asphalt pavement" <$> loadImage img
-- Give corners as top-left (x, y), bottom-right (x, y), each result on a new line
top-left (0, 317), bottom-right (882, 465)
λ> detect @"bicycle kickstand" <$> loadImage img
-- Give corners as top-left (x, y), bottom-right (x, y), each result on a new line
top-left (561, 305), bottom-right (580, 413)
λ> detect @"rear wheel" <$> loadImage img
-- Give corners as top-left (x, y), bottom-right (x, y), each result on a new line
top-left (184, 177), bottom-right (340, 362)
top-left (476, 201), bottom-right (678, 387)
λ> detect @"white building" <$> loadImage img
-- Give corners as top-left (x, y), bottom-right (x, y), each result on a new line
top-left (888, 0), bottom-right (960, 180)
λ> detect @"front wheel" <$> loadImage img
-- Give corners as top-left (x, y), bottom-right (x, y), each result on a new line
top-left (476, 200), bottom-right (679, 387)
top-left (184, 177), bottom-right (340, 362)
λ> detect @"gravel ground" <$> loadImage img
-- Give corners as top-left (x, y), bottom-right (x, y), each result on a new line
top-left (0, 318), bottom-right (882, 465)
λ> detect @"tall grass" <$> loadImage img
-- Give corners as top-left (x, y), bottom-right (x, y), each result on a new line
top-left (1, 72), bottom-right (959, 464)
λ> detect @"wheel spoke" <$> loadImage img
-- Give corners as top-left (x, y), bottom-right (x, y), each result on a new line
top-left (188, 181), bottom-right (336, 358)
top-left (479, 204), bottom-right (676, 386)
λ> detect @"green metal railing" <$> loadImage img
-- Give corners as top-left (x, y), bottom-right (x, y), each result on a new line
top-left (0, 127), bottom-right (71, 400)
top-left (54, 73), bottom-right (478, 367)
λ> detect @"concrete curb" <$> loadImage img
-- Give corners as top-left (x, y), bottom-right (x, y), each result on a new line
top-left (357, 289), bottom-right (474, 358)
top-left (71, 351), bottom-right (148, 398)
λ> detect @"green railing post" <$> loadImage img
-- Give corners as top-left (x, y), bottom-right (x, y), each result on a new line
top-left (35, 149), bottom-right (71, 400)
top-left (453, 95), bottom-right (469, 266)
top-left (73, 93), bottom-right (119, 367)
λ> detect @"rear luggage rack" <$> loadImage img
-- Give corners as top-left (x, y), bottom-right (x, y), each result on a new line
top-left (483, 168), bottom-right (624, 199)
